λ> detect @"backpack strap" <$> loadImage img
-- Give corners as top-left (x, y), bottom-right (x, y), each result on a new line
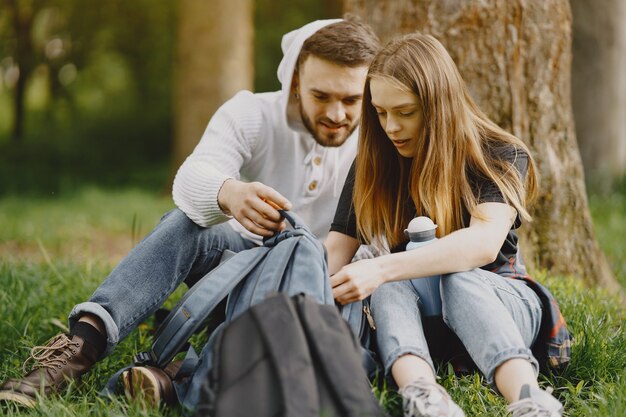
top-left (294, 295), bottom-right (384, 416)
top-left (151, 246), bottom-right (271, 367)
top-left (339, 299), bottom-right (382, 381)
top-left (254, 293), bottom-right (320, 416)
top-left (279, 209), bottom-right (304, 230)
top-left (151, 210), bottom-right (318, 366)
top-left (210, 293), bottom-right (320, 417)
top-left (99, 365), bottom-right (134, 399)
top-left (279, 209), bottom-right (296, 227)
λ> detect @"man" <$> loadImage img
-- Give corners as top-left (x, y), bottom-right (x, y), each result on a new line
top-left (0, 17), bottom-right (379, 407)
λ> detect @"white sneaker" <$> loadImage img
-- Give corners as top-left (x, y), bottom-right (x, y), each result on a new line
top-left (400, 378), bottom-right (466, 417)
top-left (507, 384), bottom-right (563, 417)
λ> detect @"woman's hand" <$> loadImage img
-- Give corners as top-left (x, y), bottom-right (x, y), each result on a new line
top-left (331, 258), bottom-right (387, 304)
top-left (324, 231), bottom-right (360, 276)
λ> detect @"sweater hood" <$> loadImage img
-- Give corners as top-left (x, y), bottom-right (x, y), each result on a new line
top-left (277, 19), bottom-right (342, 132)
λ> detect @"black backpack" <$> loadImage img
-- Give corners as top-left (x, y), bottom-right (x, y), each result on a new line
top-left (193, 292), bottom-right (384, 417)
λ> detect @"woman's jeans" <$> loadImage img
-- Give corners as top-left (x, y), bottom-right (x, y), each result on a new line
top-left (68, 209), bottom-right (256, 356)
top-left (371, 268), bottom-right (542, 387)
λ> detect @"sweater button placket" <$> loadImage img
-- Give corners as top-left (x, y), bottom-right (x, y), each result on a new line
top-left (305, 150), bottom-right (323, 196)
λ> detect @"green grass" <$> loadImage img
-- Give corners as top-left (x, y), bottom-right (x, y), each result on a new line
top-left (589, 190), bottom-right (626, 289)
top-left (0, 186), bottom-right (624, 416)
top-left (0, 187), bottom-right (175, 269)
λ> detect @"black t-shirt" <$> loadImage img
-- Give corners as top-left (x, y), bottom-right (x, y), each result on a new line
top-left (330, 146), bottom-right (529, 271)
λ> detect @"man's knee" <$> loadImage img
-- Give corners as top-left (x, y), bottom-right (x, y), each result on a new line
top-left (160, 208), bottom-right (201, 231)
top-left (152, 209), bottom-right (214, 244)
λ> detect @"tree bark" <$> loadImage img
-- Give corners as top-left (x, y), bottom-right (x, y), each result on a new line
top-left (6, 0), bottom-right (38, 142)
top-left (172, 0), bottom-right (254, 174)
top-left (344, 0), bottom-right (618, 290)
top-left (571, 0), bottom-right (626, 188)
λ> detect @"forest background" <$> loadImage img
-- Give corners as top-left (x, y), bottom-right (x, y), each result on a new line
top-left (0, 0), bottom-right (624, 416)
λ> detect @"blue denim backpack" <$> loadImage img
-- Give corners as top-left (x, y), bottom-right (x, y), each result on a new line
top-left (102, 211), bottom-right (380, 411)
top-left (148, 210), bottom-right (334, 369)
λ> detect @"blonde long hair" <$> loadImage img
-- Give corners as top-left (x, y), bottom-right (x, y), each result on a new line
top-left (354, 33), bottom-right (537, 249)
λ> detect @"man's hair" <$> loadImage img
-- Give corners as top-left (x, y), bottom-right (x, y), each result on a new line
top-left (297, 15), bottom-right (380, 70)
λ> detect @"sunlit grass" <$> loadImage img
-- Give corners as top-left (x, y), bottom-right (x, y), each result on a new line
top-left (0, 187), bottom-right (173, 246)
top-left (0, 186), bottom-right (623, 416)
top-left (0, 187), bottom-right (173, 266)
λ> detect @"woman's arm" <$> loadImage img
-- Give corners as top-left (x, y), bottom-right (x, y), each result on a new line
top-left (324, 231), bottom-right (361, 276)
top-left (331, 202), bottom-right (516, 304)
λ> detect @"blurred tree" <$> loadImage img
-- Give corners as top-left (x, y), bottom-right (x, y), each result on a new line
top-left (102, 0), bottom-right (174, 111)
top-left (1, 0), bottom-right (41, 141)
top-left (345, 0), bottom-right (619, 290)
top-left (0, 0), bottom-right (174, 140)
top-left (571, 0), bottom-right (626, 190)
top-left (0, 1), bottom-right (175, 194)
top-left (254, 0), bottom-right (342, 92)
top-left (172, 0), bottom-right (253, 174)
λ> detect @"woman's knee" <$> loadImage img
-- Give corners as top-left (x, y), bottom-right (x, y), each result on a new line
top-left (440, 271), bottom-right (472, 301)
top-left (440, 270), bottom-right (493, 322)
top-left (372, 280), bottom-right (415, 308)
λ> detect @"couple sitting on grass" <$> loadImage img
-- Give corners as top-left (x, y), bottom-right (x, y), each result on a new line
top-left (0, 17), bottom-right (566, 417)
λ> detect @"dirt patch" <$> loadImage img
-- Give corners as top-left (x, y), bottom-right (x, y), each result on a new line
top-left (1, 231), bottom-right (135, 266)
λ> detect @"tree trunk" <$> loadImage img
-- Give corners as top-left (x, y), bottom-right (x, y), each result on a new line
top-left (7, 0), bottom-right (37, 142)
top-left (172, 0), bottom-right (254, 174)
top-left (325, 0), bottom-right (343, 17)
top-left (12, 68), bottom-right (26, 141)
top-left (344, 0), bottom-right (618, 290)
top-left (571, 0), bottom-right (626, 189)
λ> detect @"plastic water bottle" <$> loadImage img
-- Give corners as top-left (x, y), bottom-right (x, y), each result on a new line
top-left (405, 216), bottom-right (442, 317)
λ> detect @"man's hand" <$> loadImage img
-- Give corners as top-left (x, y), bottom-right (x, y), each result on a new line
top-left (217, 179), bottom-right (292, 237)
top-left (331, 258), bottom-right (386, 304)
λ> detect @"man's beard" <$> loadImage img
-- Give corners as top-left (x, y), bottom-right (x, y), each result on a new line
top-left (300, 102), bottom-right (358, 147)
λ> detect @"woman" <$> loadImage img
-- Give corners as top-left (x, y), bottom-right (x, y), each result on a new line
top-left (324, 33), bottom-right (564, 417)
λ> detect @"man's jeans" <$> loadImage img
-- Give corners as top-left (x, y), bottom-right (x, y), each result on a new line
top-left (68, 209), bottom-right (256, 357)
top-left (371, 268), bottom-right (542, 387)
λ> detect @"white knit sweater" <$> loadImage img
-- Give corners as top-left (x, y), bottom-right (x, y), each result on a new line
top-left (172, 89), bottom-right (358, 243)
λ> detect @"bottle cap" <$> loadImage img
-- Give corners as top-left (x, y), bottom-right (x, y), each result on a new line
top-left (404, 216), bottom-right (437, 242)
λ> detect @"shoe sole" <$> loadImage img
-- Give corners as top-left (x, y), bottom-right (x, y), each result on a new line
top-left (122, 367), bottom-right (161, 406)
top-left (0, 391), bottom-right (36, 408)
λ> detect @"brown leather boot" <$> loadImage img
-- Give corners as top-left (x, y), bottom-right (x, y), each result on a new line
top-left (122, 360), bottom-right (182, 407)
top-left (0, 333), bottom-right (98, 407)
